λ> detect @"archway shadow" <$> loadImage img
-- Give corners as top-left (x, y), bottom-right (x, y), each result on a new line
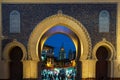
top-left (96, 61), bottom-right (108, 80)
top-left (9, 46), bottom-right (23, 80)
top-left (9, 61), bottom-right (23, 80)
top-left (75, 61), bottom-right (82, 80)
top-left (95, 46), bottom-right (110, 80)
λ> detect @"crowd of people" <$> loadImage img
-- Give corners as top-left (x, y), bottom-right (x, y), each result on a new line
top-left (41, 67), bottom-right (76, 80)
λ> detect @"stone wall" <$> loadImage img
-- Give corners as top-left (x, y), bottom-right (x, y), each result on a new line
top-left (2, 4), bottom-right (117, 50)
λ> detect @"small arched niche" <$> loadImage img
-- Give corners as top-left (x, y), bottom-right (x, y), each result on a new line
top-left (9, 46), bottom-right (23, 61)
top-left (96, 46), bottom-right (109, 60)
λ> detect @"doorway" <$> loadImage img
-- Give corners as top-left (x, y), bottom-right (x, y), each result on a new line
top-left (41, 33), bottom-right (77, 80)
top-left (96, 46), bottom-right (109, 80)
top-left (39, 26), bottom-right (79, 80)
top-left (9, 46), bottom-right (23, 80)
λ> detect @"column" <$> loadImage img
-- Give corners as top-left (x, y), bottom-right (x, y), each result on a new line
top-left (113, 3), bottom-right (120, 79)
top-left (82, 60), bottom-right (96, 79)
top-left (0, 2), bottom-right (10, 79)
top-left (23, 61), bottom-right (38, 79)
top-left (117, 3), bottom-right (120, 59)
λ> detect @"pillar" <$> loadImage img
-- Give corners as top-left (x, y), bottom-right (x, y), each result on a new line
top-left (23, 60), bottom-right (38, 79)
top-left (117, 3), bottom-right (120, 60)
top-left (0, 61), bottom-right (9, 79)
top-left (112, 3), bottom-right (120, 79)
top-left (82, 60), bottom-right (96, 79)
top-left (0, 1), bottom-right (9, 80)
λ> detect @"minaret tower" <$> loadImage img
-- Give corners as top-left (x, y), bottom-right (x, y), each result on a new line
top-left (59, 43), bottom-right (66, 60)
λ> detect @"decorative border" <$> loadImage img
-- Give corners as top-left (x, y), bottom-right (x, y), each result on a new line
top-left (3, 40), bottom-right (27, 61)
top-left (28, 13), bottom-right (92, 61)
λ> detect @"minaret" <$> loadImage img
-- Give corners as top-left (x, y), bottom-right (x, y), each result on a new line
top-left (68, 49), bottom-right (72, 60)
top-left (59, 43), bottom-right (66, 60)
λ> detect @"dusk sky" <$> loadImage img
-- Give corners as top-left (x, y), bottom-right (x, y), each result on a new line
top-left (44, 33), bottom-right (76, 58)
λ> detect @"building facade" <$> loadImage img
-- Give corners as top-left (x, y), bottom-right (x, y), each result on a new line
top-left (0, 0), bottom-right (120, 80)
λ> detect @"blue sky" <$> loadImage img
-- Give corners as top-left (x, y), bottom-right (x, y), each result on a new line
top-left (44, 33), bottom-right (76, 58)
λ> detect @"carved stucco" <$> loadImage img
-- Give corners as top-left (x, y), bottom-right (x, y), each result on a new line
top-left (92, 38), bottom-right (116, 60)
top-left (28, 13), bottom-right (92, 61)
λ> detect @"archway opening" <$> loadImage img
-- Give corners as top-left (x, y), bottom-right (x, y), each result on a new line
top-left (9, 46), bottom-right (23, 61)
top-left (41, 34), bottom-right (76, 80)
top-left (39, 26), bottom-right (79, 80)
top-left (9, 46), bottom-right (23, 80)
top-left (96, 46), bottom-right (110, 80)
top-left (96, 46), bottom-right (109, 60)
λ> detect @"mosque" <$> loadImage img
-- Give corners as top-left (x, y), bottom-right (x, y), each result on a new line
top-left (0, 0), bottom-right (120, 80)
